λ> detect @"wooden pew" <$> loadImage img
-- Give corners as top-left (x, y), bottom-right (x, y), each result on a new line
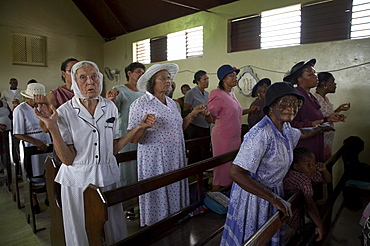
top-left (9, 131), bottom-right (23, 208)
top-left (47, 136), bottom-right (212, 244)
top-left (243, 136), bottom-right (364, 245)
top-left (45, 156), bottom-right (65, 246)
top-left (84, 149), bottom-right (237, 246)
top-left (18, 140), bottom-right (53, 234)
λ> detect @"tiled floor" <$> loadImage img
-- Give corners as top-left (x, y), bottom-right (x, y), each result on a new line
top-left (321, 194), bottom-right (365, 246)
top-left (0, 181), bottom-right (367, 246)
top-left (0, 184), bottom-right (50, 245)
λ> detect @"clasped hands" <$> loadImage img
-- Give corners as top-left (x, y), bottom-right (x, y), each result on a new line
top-left (189, 104), bottom-right (211, 118)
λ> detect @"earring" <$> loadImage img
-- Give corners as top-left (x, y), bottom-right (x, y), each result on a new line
top-left (257, 93), bottom-right (260, 97)
top-left (324, 86), bottom-right (328, 89)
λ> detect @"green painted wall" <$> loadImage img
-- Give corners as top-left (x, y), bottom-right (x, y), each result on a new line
top-left (0, 0), bottom-right (104, 93)
top-left (103, 0), bottom-right (370, 183)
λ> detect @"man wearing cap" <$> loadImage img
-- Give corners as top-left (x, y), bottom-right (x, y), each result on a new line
top-left (283, 59), bottom-right (345, 162)
top-left (1, 78), bottom-right (23, 111)
top-left (13, 83), bottom-right (52, 213)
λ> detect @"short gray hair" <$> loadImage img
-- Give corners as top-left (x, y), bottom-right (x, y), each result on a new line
top-left (146, 71), bottom-right (173, 96)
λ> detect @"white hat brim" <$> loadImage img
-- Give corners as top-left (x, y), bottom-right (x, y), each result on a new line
top-left (137, 63), bottom-right (179, 92)
top-left (20, 83), bottom-right (46, 99)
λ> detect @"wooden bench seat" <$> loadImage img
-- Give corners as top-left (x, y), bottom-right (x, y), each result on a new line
top-left (150, 210), bottom-right (226, 246)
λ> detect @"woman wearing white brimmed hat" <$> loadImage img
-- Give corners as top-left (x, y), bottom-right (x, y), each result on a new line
top-left (35, 61), bottom-right (156, 246)
top-left (128, 63), bottom-right (210, 227)
top-left (13, 83), bottom-right (53, 213)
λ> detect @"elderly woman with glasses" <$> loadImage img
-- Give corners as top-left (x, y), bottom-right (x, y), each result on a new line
top-left (127, 63), bottom-right (209, 227)
top-left (283, 59), bottom-right (345, 162)
top-left (221, 82), bottom-right (334, 246)
top-left (35, 61), bottom-right (156, 246)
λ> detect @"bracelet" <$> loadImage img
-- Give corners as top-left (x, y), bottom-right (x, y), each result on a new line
top-left (318, 125), bottom-right (323, 133)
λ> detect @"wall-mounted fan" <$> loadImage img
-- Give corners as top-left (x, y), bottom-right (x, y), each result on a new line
top-left (104, 67), bottom-right (120, 83)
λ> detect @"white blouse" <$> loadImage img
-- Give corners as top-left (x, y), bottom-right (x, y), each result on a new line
top-left (54, 96), bottom-right (120, 188)
top-left (13, 102), bottom-right (52, 147)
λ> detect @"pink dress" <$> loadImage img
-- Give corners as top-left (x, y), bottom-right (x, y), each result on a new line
top-left (208, 88), bottom-right (243, 186)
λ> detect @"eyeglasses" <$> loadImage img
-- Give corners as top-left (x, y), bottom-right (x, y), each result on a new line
top-left (156, 75), bottom-right (171, 82)
top-left (278, 99), bottom-right (303, 109)
top-left (77, 74), bottom-right (99, 83)
top-left (66, 69), bottom-right (72, 73)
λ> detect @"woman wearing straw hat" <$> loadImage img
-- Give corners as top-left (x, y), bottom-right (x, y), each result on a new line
top-left (35, 61), bottom-right (156, 246)
top-left (128, 63), bottom-right (210, 227)
top-left (221, 82), bottom-right (334, 246)
top-left (283, 59), bottom-right (345, 162)
top-left (208, 64), bottom-right (259, 191)
top-left (13, 83), bottom-right (53, 213)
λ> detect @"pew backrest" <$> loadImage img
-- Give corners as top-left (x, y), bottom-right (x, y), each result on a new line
top-left (84, 148), bottom-right (238, 246)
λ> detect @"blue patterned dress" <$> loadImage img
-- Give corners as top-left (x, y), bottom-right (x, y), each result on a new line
top-left (221, 116), bottom-right (301, 246)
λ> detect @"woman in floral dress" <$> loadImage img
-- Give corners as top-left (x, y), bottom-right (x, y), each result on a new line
top-left (221, 82), bottom-right (334, 246)
top-left (128, 63), bottom-right (211, 227)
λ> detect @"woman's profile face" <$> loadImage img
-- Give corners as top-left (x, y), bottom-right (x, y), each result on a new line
top-left (270, 95), bottom-right (301, 123)
top-left (153, 70), bottom-right (171, 95)
top-left (222, 72), bottom-right (238, 88)
top-left (128, 67), bottom-right (145, 83)
top-left (76, 64), bottom-right (100, 99)
top-left (198, 74), bottom-right (209, 89)
top-left (258, 84), bottom-right (269, 100)
top-left (63, 61), bottom-right (78, 85)
top-left (298, 66), bottom-right (318, 89)
top-left (325, 76), bottom-right (337, 93)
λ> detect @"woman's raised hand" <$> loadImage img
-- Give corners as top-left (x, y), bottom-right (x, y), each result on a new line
top-left (34, 94), bottom-right (49, 105)
top-left (34, 104), bottom-right (59, 131)
top-left (106, 88), bottom-right (119, 102)
top-left (327, 112), bottom-right (347, 122)
top-left (335, 103), bottom-right (350, 112)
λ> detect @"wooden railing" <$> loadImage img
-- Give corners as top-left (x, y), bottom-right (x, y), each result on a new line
top-left (46, 136), bottom-right (215, 245)
top-left (243, 136), bottom-right (365, 246)
top-left (84, 148), bottom-right (237, 245)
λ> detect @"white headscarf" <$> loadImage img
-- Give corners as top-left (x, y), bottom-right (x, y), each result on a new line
top-left (71, 61), bottom-right (103, 100)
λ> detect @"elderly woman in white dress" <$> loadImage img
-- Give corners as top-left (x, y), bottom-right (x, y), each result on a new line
top-left (128, 63), bottom-right (211, 227)
top-left (35, 61), bottom-right (156, 246)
